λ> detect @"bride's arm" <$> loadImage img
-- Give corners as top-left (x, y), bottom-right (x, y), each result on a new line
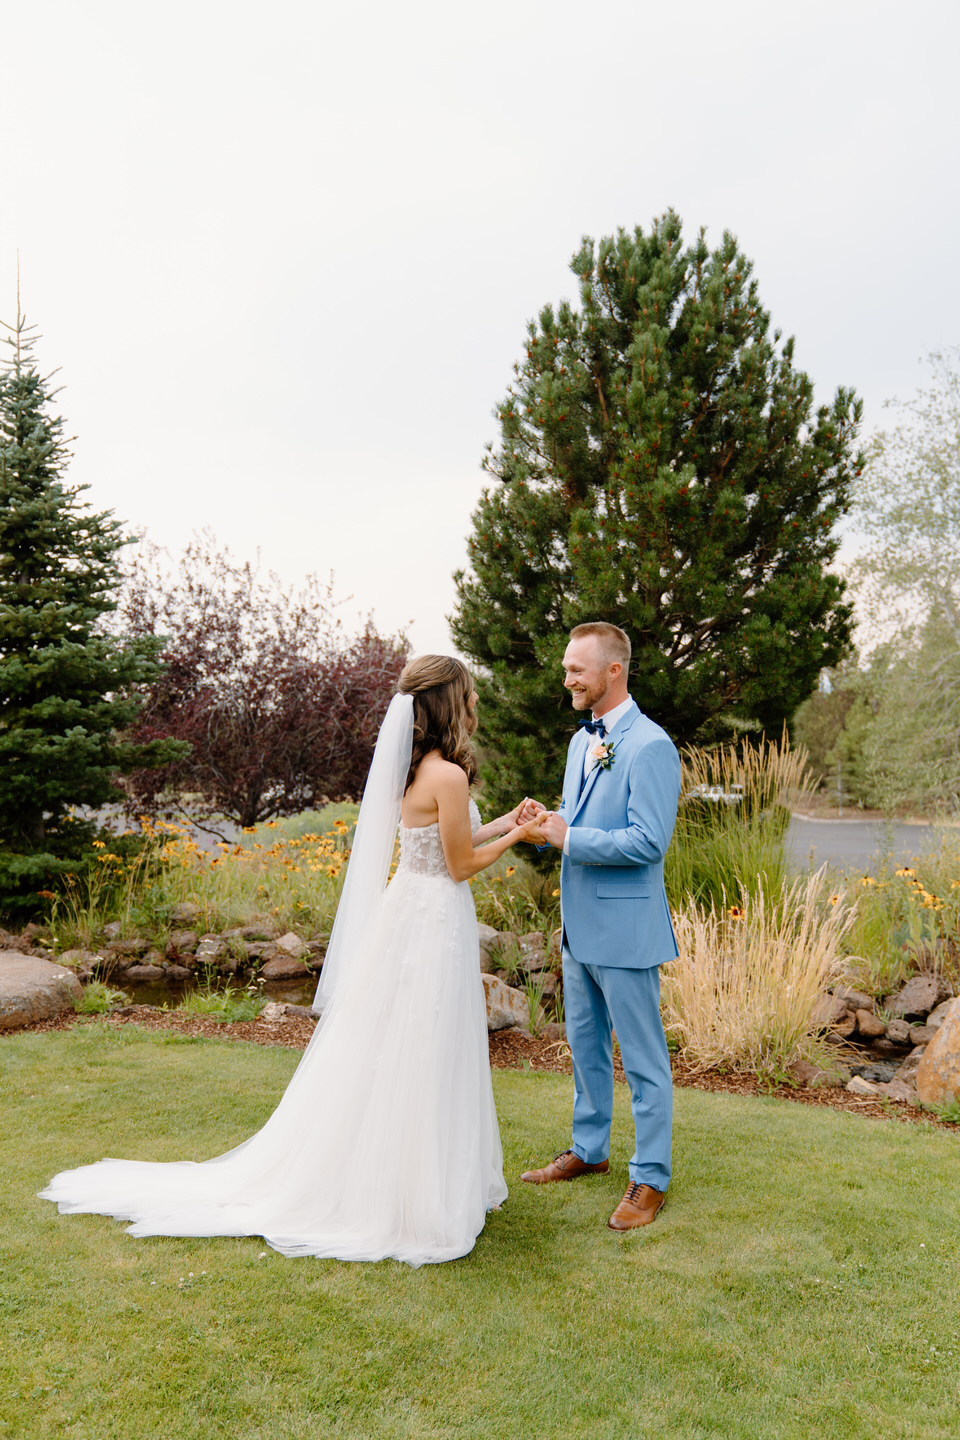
top-left (435, 766), bottom-right (543, 882)
top-left (471, 798), bottom-right (539, 845)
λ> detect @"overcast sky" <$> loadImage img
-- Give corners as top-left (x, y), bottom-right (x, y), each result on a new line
top-left (5, 0), bottom-right (959, 655)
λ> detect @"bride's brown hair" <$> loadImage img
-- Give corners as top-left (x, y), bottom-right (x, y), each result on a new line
top-left (398, 655), bottom-right (478, 791)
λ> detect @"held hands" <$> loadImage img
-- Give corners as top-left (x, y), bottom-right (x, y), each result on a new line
top-left (508, 797), bottom-right (565, 848)
top-left (536, 811), bottom-right (567, 849)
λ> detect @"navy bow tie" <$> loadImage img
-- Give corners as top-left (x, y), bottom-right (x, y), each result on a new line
top-left (579, 717), bottom-right (607, 737)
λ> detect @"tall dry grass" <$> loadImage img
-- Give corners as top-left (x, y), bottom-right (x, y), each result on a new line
top-left (662, 869), bottom-right (857, 1079)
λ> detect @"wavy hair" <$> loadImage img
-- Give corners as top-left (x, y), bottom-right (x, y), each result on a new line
top-left (397, 655), bottom-right (478, 790)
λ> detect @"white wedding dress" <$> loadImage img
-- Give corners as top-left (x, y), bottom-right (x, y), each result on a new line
top-left (38, 799), bottom-right (507, 1267)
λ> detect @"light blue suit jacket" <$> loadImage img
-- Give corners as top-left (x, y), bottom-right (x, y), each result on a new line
top-left (558, 700), bottom-right (681, 970)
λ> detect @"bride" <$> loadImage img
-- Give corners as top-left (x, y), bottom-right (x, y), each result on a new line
top-left (39, 656), bottom-right (545, 1266)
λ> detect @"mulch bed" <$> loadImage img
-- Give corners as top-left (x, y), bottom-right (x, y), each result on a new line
top-left (7, 1007), bottom-right (959, 1134)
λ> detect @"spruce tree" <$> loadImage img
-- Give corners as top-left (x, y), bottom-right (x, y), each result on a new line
top-left (0, 309), bottom-right (180, 910)
top-left (452, 212), bottom-right (862, 812)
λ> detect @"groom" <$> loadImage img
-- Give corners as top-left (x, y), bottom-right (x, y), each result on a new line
top-left (521, 622), bottom-right (681, 1229)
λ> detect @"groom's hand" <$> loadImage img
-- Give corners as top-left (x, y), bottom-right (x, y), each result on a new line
top-left (538, 811), bottom-right (567, 849)
top-left (517, 798), bottom-right (546, 825)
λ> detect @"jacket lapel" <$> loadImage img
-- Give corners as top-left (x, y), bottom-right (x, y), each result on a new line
top-left (570, 702), bottom-right (640, 821)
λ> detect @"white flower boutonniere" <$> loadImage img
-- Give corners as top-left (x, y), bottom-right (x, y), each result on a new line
top-left (591, 740), bottom-right (617, 771)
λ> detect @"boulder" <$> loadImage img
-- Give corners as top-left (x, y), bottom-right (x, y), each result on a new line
top-left (811, 993), bottom-right (849, 1029)
top-left (885, 974), bottom-right (952, 1021)
top-left (482, 974), bottom-right (529, 1032)
top-left (477, 923), bottom-right (500, 974)
top-left (164, 963), bottom-right (192, 982)
top-left (927, 999), bottom-right (957, 1032)
top-left (274, 932), bottom-right (307, 959)
top-left (260, 955), bottom-right (312, 981)
top-left (834, 985), bottom-right (875, 1013)
top-left (125, 964), bottom-right (164, 982)
top-left (846, 1075), bottom-right (881, 1096)
top-left (873, 1078), bottom-right (916, 1104)
top-left (916, 998), bottom-right (960, 1107)
top-left (518, 933), bottom-right (548, 972)
top-left (165, 929), bottom-right (199, 958)
top-left (789, 1058), bottom-right (846, 1088)
top-left (894, 1047), bottom-right (926, 1085)
top-left (885, 1018), bottom-right (912, 1045)
top-left (104, 937), bottom-right (151, 958)
top-left (856, 1009), bottom-right (887, 1039)
top-left (0, 953), bottom-right (83, 1030)
top-left (170, 902), bottom-right (200, 924)
top-left (58, 949), bottom-right (100, 980)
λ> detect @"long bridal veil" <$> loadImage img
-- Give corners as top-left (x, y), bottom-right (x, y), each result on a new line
top-left (312, 692), bottom-right (413, 1011)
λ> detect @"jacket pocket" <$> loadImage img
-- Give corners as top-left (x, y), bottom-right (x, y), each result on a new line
top-left (596, 883), bottom-right (651, 899)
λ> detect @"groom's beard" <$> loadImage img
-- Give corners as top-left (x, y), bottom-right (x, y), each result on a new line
top-left (567, 682), bottom-right (607, 714)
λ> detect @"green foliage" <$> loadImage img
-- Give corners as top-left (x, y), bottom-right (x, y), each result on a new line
top-left (72, 978), bottom-right (129, 1014)
top-left (175, 975), bottom-right (266, 1023)
top-left (238, 802), bottom-right (360, 847)
top-left (0, 310), bottom-right (183, 915)
top-left (6, 1027), bottom-right (960, 1439)
top-left (453, 211), bottom-right (862, 813)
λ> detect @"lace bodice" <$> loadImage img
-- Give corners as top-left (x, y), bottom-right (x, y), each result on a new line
top-left (398, 799), bottom-right (481, 878)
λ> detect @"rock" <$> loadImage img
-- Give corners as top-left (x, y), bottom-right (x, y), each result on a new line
top-left (259, 1001), bottom-right (316, 1023)
top-left (832, 1013), bottom-right (857, 1039)
top-left (102, 921), bottom-right (122, 940)
top-left (274, 932), bottom-right (307, 959)
top-left (170, 902), bottom-right (200, 924)
top-left (811, 993), bottom-right (849, 1029)
top-left (886, 1018), bottom-right (912, 1045)
top-left (477, 923), bottom-right (500, 974)
top-left (850, 1062), bottom-right (897, 1083)
top-left (846, 1075), bottom-right (882, 1096)
top-left (163, 964), bottom-right (192, 981)
top-left (855, 1009), bottom-right (887, 1039)
top-left (909, 1023), bottom-right (936, 1045)
top-left (895, 1046), bottom-right (926, 1085)
top-left (518, 933), bottom-right (548, 972)
top-left (105, 937), bottom-right (151, 957)
top-left (58, 948), bottom-right (100, 979)
top-left (916, 998), bottom-right (960, 1106)
top-left (873, 1078), bottom-right (916, 1104)
top-left (537, 971), bottom-right (559, 1002)
top-left (165, 930), bottom-right (199, 958)
top-left (789, 1058), bottom-right (845, 1088)
top-left (124, 964), bottom-right (164, 982)
top-left (260, 955), bottom-right (312, 981)
top-left (927, 999), bottom-right (957, 1032)
top-left (0, 953), bottom-right (84, 1030)
top-left (886, 974), bottom-right (952, 1021)
top-left (540, 1022), bottom-right (567, 1043)
top-left (870, 1037), bottom-right (906, 1056)
top-left (834, 986), bottom-right (875, 1013)
top-left (482, 973), bottom-right (529, 1032)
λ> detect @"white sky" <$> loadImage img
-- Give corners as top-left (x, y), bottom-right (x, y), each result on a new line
top-left (4, 0), bottom-right (959, 655)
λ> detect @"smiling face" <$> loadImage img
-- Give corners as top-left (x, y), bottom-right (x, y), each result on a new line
top-left (562, 636), bottom-right (622, 716)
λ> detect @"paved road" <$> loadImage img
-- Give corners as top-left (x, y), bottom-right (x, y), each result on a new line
top-left (786, 816), bottom-right (939, 873)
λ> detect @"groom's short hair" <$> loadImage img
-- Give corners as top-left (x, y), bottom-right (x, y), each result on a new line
top-left (569, 622), bottom-right (631, 670)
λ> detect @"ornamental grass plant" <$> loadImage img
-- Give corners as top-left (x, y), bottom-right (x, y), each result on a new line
top-left (663, 871), bottom-right (857, 1080)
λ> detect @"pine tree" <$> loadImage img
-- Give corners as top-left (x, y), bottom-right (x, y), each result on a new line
top-left (0, 308), bottom-right (180, 910)
top-left (452, 212), bottom-right (862, 812)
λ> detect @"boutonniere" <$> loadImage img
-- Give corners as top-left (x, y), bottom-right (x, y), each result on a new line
top-left (590, 740), bottom-right (617, 771)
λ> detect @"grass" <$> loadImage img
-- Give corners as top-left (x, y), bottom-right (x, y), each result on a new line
top-left (663, 871), bottom-right (857, 1079)
top-left (3, 1024), bottom-right (960, 1439)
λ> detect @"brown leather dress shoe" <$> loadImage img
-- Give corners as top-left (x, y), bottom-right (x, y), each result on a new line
top-left (607, 1182), bottom-right (666, 1230)
top-left (521, 1150), bottom-right (609, 1184)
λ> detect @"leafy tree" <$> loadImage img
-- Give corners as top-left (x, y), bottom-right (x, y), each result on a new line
top-left (0, 310), bottom-right (180, 912)
top-left (848, 348), bottom-right (960, 813)
top-left (792, 654), bottom-right (878, 805)
top-left (120, 535), bottom-right (409, 831)
top-left (852, 347), bottom-right (960, 645)
top-left (452, 212), bottom-right (862, 812)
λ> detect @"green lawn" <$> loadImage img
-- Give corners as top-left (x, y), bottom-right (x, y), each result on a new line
top-left (2, 1023), bottom-right (959, 1439)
